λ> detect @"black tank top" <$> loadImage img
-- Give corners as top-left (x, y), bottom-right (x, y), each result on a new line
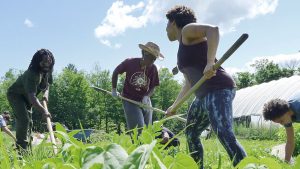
top-left (177, 39), bottom-right (236, 98)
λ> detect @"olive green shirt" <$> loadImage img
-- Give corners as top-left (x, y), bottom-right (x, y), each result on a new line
top-left (7, 69), bottom-right (53, 103)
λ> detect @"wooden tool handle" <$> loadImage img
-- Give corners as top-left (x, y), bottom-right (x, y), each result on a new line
top-left (42, 101), bottom-right (57, 154)
top-left (170, 33), bottom-right (249, 112)
top-left (91, 86), bottom-right (187, 122)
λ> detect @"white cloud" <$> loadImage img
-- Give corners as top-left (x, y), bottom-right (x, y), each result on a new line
top-left (95, 0), bottom-right (161, 47)
top-left (24, 18), bottom-right (34, 28)
top-left (99, 39), bottom-right (122, 49)
top-left (197, 0), bottom-right (278, 34)
top-left (95, 0), bottom-right (278, 47)
top-left (224, 67), bottom-right (245, 76)
top-left (159, 0), bottom-right (278, 34)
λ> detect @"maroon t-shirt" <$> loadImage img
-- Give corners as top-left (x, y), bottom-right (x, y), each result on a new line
top-left (114, 58), bottom-right (159, 101)
top-left (177, 40), bottom-right (235, 98)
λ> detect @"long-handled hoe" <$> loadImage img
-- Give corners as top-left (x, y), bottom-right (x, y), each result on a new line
top-left (169, 33), bottom-right (249, 113)
top-left (90, 86), bottom-right (187, 122)
top-left (42, 101), bottom-right (57, 155)
top-left (91, 33), bottom-right (249, 124)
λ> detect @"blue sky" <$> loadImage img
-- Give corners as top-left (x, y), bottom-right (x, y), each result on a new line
top-left (1, 0), bottom-right (299, 79)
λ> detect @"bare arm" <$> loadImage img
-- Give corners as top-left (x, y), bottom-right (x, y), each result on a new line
top-left (2, 126), bottom-right (16, 141)
top-left (285, 126), bottom-right (295, 162)
top-left (28, 93), bottom-right (49, 116)
top-left (112, 69), bottom-right (119, 89)
top-left (42, 86), bottom-right (49, 102)
top-left (182, 24), bottom-right (219, 78)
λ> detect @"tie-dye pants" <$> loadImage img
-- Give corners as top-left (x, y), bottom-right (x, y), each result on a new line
top-left (185, 88), bottom-right (246, 168)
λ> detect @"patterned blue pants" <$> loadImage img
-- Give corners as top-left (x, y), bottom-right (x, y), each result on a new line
top-left (185, 88), bottom-right (246, 168)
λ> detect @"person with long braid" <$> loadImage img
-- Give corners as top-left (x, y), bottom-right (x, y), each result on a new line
top-left (7, 49), bottom-right (54, 155)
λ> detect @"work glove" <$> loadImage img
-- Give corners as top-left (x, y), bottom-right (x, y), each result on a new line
top-left (142, 96), bottom-right (151, 106)
top-left (142, 96), bottom-right (153, 114)
top-left (112, 88), bottom-right (119, 97)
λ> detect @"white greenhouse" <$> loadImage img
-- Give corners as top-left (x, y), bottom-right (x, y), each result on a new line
top-left (233, 75), bottom-right (300, 126)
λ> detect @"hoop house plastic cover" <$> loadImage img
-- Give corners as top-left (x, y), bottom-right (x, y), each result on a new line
top-left (233, 75), bottom-right (300, 118)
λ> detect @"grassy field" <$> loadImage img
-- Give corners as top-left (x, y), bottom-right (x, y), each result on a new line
top-left (0, 124), bottom-right (299, 169)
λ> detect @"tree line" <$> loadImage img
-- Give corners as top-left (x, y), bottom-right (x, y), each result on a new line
top-left (0, 59), bottom-right (299, 133)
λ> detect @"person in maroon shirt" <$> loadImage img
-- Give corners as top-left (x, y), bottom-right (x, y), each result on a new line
top-left (112, 42), bottom-right (164, 134)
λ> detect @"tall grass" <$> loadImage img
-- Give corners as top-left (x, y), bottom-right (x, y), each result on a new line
top-left (234, 124), bottom-right (280, 140)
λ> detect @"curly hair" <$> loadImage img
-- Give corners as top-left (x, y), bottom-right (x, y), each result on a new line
top-left (262, 99), bottom-right (290, 121)
top-left (28, 49), bottom-right (55, 73)
top-left (166, 5), bottom-right (197, 29)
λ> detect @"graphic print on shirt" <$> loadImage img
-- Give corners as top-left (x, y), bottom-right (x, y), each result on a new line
top-left (129, 71), bottom-right (149, 91)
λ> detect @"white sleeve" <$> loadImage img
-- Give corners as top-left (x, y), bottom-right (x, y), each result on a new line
top-left (0, 116), bottom-right (6, 127)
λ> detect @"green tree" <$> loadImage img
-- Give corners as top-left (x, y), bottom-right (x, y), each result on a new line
top-left (0, 69), bottom-right (19, 113)
top-left (235, 72), bottom-right (255, 89)
top-left (152, 68), bottom-right (181, 114)
top-left (152, 68), bottom-right (186, 133)
top-left (46, 65), bottom-right (91, 130)
top-left (87, 64), bottom-right (125, 134)
top-left (251, 59), bottom-right (295, 84)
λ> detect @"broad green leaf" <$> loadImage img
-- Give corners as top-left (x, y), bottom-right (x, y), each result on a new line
top-left (103, 144), bottom-right (128, 166)
top-left (235, 157), bottom-right (260, 168)
top-left (56, 123), bottom-right (67, 133)
top-left (151, 151), bottom-right (167, 169)
top-left (82, 144), bottom-right (128, 169)
top-left (259, 157), bottom-right (281, 169)
top-left (163, 152), bottom-right (198, 169)
top-left (112, 133), bottom-right (136, 153)
top-left (122, 140), bottom-right (157, 169)
top-left (55, 130), bottom-right (84, 149)
top-left (81, 146), bottom-right (104, 167)
top-left (292, 155), bottom-right (300, 169)
top-left (243, 163), bottom-right (261, 169)
top-left (42, 162), bottom-right (56, 169)
top-left (163, 156), bottom-right (174, 168)
top-left (140, 130), bottom-right (154, 144)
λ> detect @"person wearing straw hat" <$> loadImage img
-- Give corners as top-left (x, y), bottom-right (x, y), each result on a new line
top-left (164, 5), bottom-right (246, 168)
top-left (112, 42), bottom-right (164, 134)
top-left (262, 93), bottom-right (300, 163)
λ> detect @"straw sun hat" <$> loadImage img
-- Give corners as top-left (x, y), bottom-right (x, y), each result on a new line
top-left (139, 42), bottom-right (164, 60)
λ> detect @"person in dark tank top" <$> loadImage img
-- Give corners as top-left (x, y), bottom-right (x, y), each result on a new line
top-left (164, 5), bottom-right (246, 168)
